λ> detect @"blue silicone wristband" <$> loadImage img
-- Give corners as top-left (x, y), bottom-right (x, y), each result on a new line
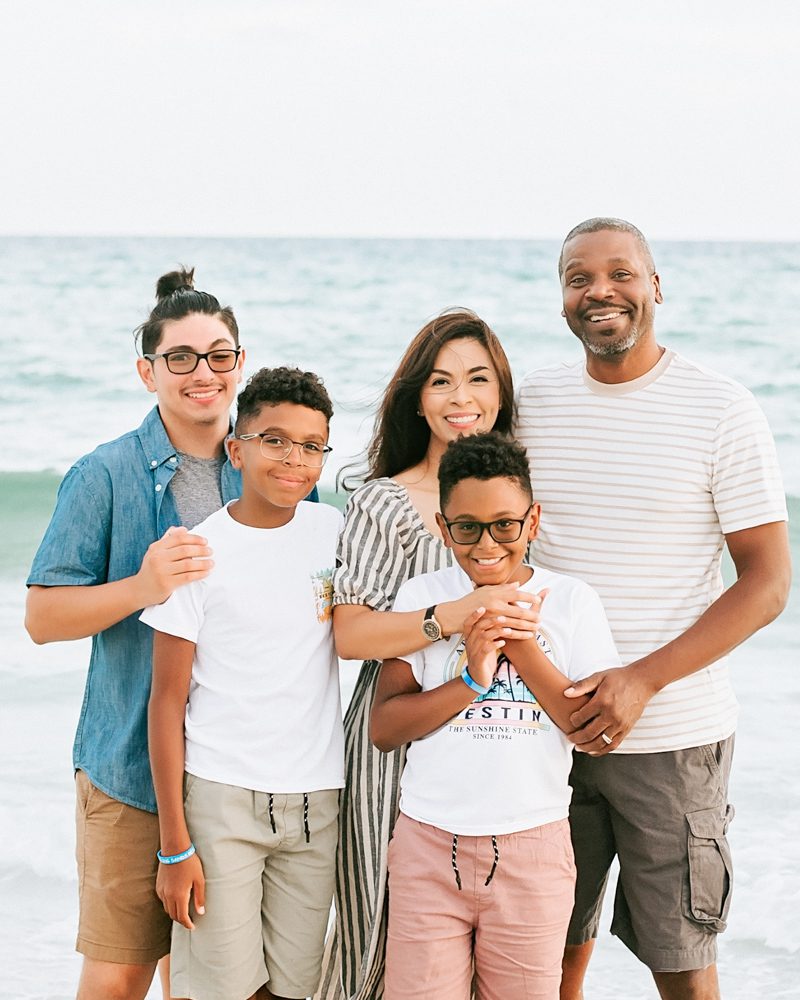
top-left (461, 666), bottom-right (490, 696)
top-left (157, 843), bottom-right (196, 865)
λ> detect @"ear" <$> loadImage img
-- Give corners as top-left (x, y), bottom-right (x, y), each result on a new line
top-left (227, 436), bottom-right (243, 470)
top-left (434, 511), bottom-right (451, 549)
top-left (235, 346), bottom-right (246, 384)
top-left (652, 272), bottom-right (663, 304)
top-left (136, 357), bottom-right (157, 394)
top-left (526, 503), bottom-right (542, 543)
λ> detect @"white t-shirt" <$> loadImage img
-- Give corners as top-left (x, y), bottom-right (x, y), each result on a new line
top-left (392, 564), bottom-right (620, 836)
top-left (141, 501), bottom-right (345, 794)
top-left (516, 350), bottom-right (788, 753)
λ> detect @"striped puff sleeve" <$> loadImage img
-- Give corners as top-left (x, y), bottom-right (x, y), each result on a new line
top-left (334, 478), bottom-right (439, 612)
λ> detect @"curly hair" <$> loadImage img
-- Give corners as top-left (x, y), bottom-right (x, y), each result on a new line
top-left (235, 366), bottom-right (333, 432)
top-left (134, 266), bottom-right (239, 355)
top-left (438, 431), bottom-right (532, 510)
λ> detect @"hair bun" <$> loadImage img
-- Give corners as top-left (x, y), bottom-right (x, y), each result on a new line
top-left (155, 267), bottom-right (196, 301)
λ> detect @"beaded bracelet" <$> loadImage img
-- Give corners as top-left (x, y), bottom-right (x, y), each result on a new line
top-left (157, 843), bottom-right (196, 865)
top-left (461, 666), bottom-right (490, 696)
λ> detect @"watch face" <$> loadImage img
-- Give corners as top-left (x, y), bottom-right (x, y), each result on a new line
top-left (422, 618), bottom-right (441, 641)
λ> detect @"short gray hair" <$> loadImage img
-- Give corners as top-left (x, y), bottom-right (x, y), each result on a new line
top-left (558, 217), bottom-right (655, 277)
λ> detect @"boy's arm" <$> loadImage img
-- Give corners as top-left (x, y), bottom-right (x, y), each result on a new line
top-left (502, 635), bottom-right (591, 735)
top-left (148, 629), bottom-right (205, 930)
top-left (25, 527), bottom-right (214, 643)
top-left (370, 659), bottom-right (478, 753)
top-left (369, 607), bottom-right (510, 752)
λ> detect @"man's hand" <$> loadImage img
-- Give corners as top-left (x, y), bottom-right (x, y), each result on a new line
top-left (564, 662), bottom-right (658, 754)
top-left (156, 852), bottom-right (206, 930)
top-left (134, 526), bottom-right (214, 607)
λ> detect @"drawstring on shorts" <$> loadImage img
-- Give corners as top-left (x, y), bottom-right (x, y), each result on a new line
top-left (451, 834), bottom-right (462, 891)
top-left (450, 833), bottom-right (500, 889)
top-left (266, 791), bottom-right (310, 840)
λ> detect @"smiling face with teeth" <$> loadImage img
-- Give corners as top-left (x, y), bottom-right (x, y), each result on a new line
top-left (137, 312), bottom-right (245, 450)
top-left (417, 338), bottom-right (501, 460)
top-left (560, 229), bottom-right (663, 371)
top-left (438, 475), bottom-right (540, 587)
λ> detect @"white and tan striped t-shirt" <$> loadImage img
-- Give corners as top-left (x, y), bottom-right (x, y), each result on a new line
top-left (516, 349), bottom-right (787, 754)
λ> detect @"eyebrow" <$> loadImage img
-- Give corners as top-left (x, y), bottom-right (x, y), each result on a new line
top-left (161, 339), bottom-right (235, 351)
top-left (564, 256), bottom-right (635, 272)
top-left (256, 425), bottom-right (327, 442)
top-left (445, 509), bottom-right (525, 520)
top-left (430, 364), bottom-right (491, 376)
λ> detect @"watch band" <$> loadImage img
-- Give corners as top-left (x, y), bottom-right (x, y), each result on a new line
top-left (421, 605), bottom-right (444, 642)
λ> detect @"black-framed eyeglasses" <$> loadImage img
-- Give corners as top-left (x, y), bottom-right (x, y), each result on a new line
top-left (236, 432), bottom-right (333, 468)
top-left (143, 348), bottom-right (242, 374)
top-left (443, 506), bottom-right (533, 545)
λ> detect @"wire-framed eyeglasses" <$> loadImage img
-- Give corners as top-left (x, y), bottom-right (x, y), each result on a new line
top-left (443, 506), bottom-right (533, 545)
top-left (143, 348), bottom-right (242, 374)
top-left (236, 432), bottom-right (333, 468)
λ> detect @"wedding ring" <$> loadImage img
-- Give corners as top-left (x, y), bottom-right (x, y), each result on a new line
top-left (600, 732), bottom-right (613, 746)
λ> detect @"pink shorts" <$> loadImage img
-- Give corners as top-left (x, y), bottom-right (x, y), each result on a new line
top-left (386, 813), bottom-right (575, 1000)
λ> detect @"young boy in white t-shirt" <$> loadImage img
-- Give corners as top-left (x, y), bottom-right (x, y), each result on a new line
top-left (142, 367), bottom-right (344, 1000)
top-left (370, 432), bottom-right (620, 1000)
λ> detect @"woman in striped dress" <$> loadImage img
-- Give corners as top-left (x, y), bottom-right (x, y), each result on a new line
top-left (316, 310), bottom-right (538, 1000)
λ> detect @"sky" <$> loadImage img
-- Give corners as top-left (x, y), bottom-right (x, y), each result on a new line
top-left (1, 0), bottom-right (798, 241)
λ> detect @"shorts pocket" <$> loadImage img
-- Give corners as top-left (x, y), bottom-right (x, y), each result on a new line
top-left (684, 804), bottom-right (734, 932)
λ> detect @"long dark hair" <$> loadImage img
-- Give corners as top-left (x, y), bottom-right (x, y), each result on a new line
top-left (134, 266), bottom-right (239, 355)
top-left (362, 309), bottom-right (514, 483)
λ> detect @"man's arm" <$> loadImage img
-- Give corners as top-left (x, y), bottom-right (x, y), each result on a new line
top-left (565, 520), bottom-right (791, 753)
top-left (25, 527), bottom-right (213, 643)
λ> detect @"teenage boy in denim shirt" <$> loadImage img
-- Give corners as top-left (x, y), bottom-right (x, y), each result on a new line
top-left (25, 269), bottom-right (249, 1000)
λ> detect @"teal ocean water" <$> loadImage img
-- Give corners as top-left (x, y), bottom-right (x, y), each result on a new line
top-left (1, 237), bottom-right (798, 998)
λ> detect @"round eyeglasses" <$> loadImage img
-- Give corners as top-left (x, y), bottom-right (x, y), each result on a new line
top-left (143, 348), bottom-right (242, 374)
top-left (443, 506), bottom-right (533, 545)
top-left (236, 432), bottom-right (333, 468)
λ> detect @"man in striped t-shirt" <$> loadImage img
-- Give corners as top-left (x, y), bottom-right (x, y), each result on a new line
top-left (516, 218), bottom-right (790, 1000)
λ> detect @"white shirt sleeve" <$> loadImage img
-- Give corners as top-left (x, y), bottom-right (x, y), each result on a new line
top-left (140, 578), bottom-right (206, 644)
top-left (563, 583), bottom-right (621, 682)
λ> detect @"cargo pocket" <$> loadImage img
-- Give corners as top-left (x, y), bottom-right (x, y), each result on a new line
top-left (684, 804), bottom-right (734, 932)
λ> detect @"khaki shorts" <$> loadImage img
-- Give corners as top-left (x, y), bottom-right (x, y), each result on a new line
top-left (171, 775), bottom-right (340, 1000)
top-left (75, 769), bottom-right (171, 964)
top-left (567, 738), bottom-right (735, 972)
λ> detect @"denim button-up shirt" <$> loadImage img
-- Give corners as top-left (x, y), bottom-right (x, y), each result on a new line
top-left (27, 407), bottom-right (243, 813)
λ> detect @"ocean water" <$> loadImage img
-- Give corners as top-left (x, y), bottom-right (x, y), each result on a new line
top-left (1, 237), bottom-right (798, 998)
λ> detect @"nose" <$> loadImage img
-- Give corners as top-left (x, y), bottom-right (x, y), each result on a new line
top-left (191, 356), bottom-right (216, 379)
top-left (282, 441), bottom-right (304, 466)
top-left (474, 525), bottom-right (500, 550)
top-left (585, 276), bottom-right (614, 301)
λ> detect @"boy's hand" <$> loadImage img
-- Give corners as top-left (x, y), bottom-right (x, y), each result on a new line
top-left (439, 584), bottom-right (544, 641)
top-left (462, 607), bottom-right (506, 690)
top-left (135, 526), bottom-right (214, 607)
top-left (156, 851), bottom-right (206, 930)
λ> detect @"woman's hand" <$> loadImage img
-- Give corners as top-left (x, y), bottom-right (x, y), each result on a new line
top-left (438, 584), bottom-right (545, 641)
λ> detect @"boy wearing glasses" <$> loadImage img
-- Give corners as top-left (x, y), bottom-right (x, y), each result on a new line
top-left (142, 367), bottom-right (343, 1000)
top-left (370, 432), bottom-right (619, 1000)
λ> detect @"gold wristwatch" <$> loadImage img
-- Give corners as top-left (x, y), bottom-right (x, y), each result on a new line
top-left (421, 605), bottom-right (444, 642)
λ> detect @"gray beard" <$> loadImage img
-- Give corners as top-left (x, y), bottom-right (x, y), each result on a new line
top-left (582, 325), bottom-right (640, 358)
